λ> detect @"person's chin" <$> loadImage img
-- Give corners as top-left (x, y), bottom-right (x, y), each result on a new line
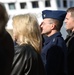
top-left (65, 25), bottom-right (70, 29)
top-left (41, 32), bottom-right (45, 35)
top-left (41, 33), bottom-right (44, 35)
top-left (65, 26), bottom-right (68, 30)
top-left (66, 27), bottom-right (71, 31)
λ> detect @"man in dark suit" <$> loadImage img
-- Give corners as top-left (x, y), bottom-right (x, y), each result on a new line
top-left (0, 2), bottom-right (14, 75)
top-left (40, 10), bottom-right (68, 75)
top-left (64, 7), bottom-right (74, 75)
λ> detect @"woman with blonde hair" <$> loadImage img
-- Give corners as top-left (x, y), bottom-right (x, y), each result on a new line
top-left (11, 13), bottom-right (46, 75)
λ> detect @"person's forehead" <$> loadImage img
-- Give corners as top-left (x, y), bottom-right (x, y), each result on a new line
top-left (43, 18), bottom-right (52, 22)
top-left (66, 12), bottom-right (71, 16)
top-left (65, 12), bottom-right (72, 19)
top-left (65, 12), bottom-right (74, 21)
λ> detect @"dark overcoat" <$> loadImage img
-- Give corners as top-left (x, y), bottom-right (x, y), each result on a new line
top-left (41, 32), bottom-right (68, 75)
top-left (65, 32), bottom-right (74, 75)
top-left (0, 30), bottom-right (14, 75)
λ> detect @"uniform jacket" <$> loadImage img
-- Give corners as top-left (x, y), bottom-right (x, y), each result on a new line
top-left (11, 44), bottom-right (46, 75)
top-left (65, 32), bottom-right (74, 75)
top-left (0, 30), bottom-right (14, 75)
top-left (41, 32), bottom-right (68, 75)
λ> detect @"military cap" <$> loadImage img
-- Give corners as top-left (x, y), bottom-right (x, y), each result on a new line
top-left (42, 10), bottom-right (66, 22)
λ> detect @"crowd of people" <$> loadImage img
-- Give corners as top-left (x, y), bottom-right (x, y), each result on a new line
top-left (0, 2), bottom-right (74, 75)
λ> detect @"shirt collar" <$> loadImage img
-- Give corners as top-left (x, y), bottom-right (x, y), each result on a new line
top-left (44, 32), bottom-right (62, 45)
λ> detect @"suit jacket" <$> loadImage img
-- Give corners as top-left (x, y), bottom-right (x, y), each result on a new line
top-left (65, 32), bottom-right (74, 75)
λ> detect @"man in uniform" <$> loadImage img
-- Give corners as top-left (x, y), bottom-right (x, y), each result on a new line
top-left (40, 10), bottom-right (68, 75)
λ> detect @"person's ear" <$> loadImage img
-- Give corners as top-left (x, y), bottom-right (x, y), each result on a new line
top-left (51, 23), bottom-right (56, 30)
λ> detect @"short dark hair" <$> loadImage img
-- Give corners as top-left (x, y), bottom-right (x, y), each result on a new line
top-left (50, 18), bottom-right (63, 31)
top-left (67, 7), bottom-right (74, 17)
top-left (0, 2), bottom-right (9, 32)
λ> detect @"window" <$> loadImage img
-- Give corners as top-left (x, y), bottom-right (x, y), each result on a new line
top-left (56, 0), bottom-right (61, 7)
top-left (63, 0), bottom-right (67, 8)
top-left (45, 0), bottom-right (51, 7)
top-left (69, 0), bottom-right (74, 7)
top-left (8, 3), bottom-right (15, 10)
top-left (31, 1), bottom-right (39, 8)
top-left (20, 2), bottom-right (27, 9)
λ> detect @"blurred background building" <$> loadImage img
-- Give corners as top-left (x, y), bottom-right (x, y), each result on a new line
top-left (0, 0), bottom-right (74, 39)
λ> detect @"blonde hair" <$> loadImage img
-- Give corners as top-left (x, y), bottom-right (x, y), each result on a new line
top-left (13, 13), bottom-right (42, 53)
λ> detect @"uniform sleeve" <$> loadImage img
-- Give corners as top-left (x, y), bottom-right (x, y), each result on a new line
top-left (46, 45), bottom-right (64, 75)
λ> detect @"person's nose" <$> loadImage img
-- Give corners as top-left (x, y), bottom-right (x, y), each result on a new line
top-left (40, 22), bottom-right (43, 27)
top-left (64, 19), bottom-right (67, 23)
